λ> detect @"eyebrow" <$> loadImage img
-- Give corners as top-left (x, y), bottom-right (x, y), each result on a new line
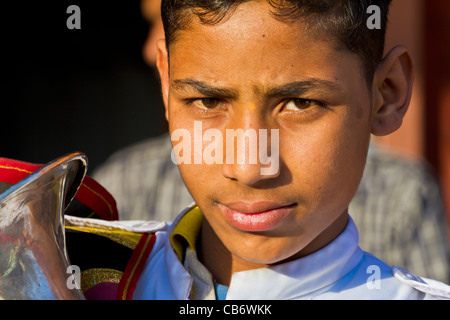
top-left (172, 79), bottom-right (239, 99)
top-left (171, 78), bottom-right (342, 99)
top-left (263, 79), bottom-right (342, 98)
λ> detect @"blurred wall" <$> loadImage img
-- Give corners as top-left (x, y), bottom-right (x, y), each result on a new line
top-left (376, 0), bottom-right (450, 229)
top-left (424, 0), bottom-right (450, 230)
top-left (3, 0), bottom-right (167, 172)
top-left (377, 0), bottom-right (425, 159)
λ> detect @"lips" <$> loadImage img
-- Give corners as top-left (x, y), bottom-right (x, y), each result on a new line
top-left (218, 201), bottom-right (297, 232)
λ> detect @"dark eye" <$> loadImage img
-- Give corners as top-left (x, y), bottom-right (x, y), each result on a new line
top-left (193, 98), bottom-right (221, 109)
top-left (284, 98), bottom-right (321, 111)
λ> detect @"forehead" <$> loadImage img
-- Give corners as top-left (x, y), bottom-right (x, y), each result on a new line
top-left (168, 1), bottom-right (364, 89)
top-left (171, 1), bottom-right (311, 50)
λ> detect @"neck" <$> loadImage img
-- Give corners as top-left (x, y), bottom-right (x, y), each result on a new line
top-left (198, 212), bottom-right (349, 286)
top-left (198, 220), bottom-right (268, 286)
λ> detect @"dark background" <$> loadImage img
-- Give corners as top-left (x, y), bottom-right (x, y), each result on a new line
top-left (3, 0), bottom-right (167, 173)
top-left (2, 1), bottom-right (450, 230)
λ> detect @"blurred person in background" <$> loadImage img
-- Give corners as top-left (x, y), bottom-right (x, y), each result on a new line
top-left (93, 0), bottom-right (449, 283)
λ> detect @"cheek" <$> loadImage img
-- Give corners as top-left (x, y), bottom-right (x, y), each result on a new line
top-left (281, 117), bottom-right (369, 204)
top-left (169, 119), bottom-right (223, 204)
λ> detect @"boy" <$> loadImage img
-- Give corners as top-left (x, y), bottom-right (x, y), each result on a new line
top-left (66, 0), bottom-right (449, 299)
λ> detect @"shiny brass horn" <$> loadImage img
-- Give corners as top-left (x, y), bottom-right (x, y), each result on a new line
top-left (0, 152), bottom-right (87, 299)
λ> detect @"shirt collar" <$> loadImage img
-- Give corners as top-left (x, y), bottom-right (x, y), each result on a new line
top-left (169, 205), bottom-right (214, 299)
top-left (170, 205), bottom-right (203, 262)
top-left (226, 217), bottom-right (364, 299)
top-left (169, 205), bottom-right (363, 300)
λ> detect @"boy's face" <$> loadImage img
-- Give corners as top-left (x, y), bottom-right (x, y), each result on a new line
top-left (160, 2), bottom-right (374, 265)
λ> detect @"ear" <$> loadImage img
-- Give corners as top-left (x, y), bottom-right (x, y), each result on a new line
top-left (156, 38), bottom-right (170, 121)
top-left (371, 46), bottom-right (414, 136)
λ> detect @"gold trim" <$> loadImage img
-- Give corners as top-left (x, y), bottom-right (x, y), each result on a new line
top-left (65, 225), bottom-right (141, 249)
top-left (81, 268), bottom-right (123, 293)
top-left (0, 165), bottom-right (32, 174)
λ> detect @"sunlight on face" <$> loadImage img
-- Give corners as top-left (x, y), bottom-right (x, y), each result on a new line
top-left (163, 1), bottom-right (373, 267)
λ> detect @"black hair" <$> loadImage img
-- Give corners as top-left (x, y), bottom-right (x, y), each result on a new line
top-left (161, 0), bottom-right (392, 83)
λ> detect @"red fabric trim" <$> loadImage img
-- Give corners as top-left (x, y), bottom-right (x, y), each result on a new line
top-left (75, 176), bottom-right (119, 221)
top-left (117, 234), bottom-right (156, 300)
top-left (0, 157), bottom-right (118, 221)
top-left (0, 158), bottom-right (41, 184)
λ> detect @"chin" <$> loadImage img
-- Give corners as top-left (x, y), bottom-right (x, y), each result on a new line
top-left (230, 234), bottom-right (308, 266)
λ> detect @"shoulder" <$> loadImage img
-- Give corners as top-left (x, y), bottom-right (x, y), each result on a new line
top-left (92, 134), bottom-right (174, 189)
top-left (362, 253), bottom-right (450, 300)
top-left (330, 251), bottom-right (450, 300)
top-left (391, 266), bottom-right (450, 300)
top-left (94, 134), bottom-right (172, 173)
top-left (365, 144), bottom-right (438, 184)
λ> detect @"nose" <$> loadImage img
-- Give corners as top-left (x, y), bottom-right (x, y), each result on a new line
top-left (221, 124), bottom-right (280, 187)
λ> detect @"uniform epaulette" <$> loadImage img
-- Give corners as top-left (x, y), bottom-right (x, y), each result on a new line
top-left (392, 266), bottom-right (450, 300)
top-left (65, 223), bottom-right (156, 300)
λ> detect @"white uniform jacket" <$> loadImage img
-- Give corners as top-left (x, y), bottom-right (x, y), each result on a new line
top-left (130, 204), bottom-right (450, 300)
top-left (67, 204), bottom-right (450, 300)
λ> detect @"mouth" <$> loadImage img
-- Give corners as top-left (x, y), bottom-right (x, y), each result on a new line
top-left (218, 201), bottom-right (297, 232)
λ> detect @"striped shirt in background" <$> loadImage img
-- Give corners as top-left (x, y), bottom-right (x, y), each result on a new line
top-left (93, 134), bottom-right (450, 283)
